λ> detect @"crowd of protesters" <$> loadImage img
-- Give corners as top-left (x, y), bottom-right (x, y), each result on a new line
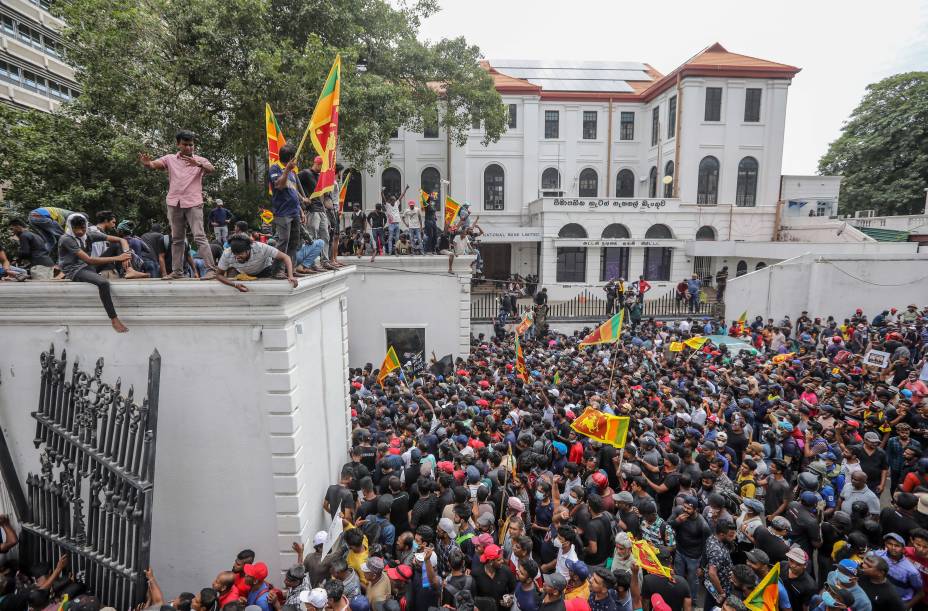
top-left (5, 301), bottom-right (922, 611)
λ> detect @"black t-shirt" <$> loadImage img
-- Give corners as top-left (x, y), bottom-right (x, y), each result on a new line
top-left (853, 445), bottom-right (889, 485)
top-left (357, 444), bottom-right (377, 471)
top-left (298, 170), bottom-right (324, 212)
top-left (642, 573), bottom-right (692, 608)
top-left (879, 507), bottom-right (920, 542)
top-left (779, 562), bottom-right (817, 611)
top-left (653, 472), bottom-right (681, 520)
top-left (357, 495), bottom-right (379, 519)
top-left (765, 478), bottom-right (791, 516)
top-left (785, 502), bottom-right (821, 557)
top-left (367, 211), bottom-right (387, 229)
top-left (390, 490), bottom-right (411, 532)
top-left (752, 527), bottom-right (790, 564)
top-left (584, 514), bottom-right (614, 565)
top-left (324, 484), bottom-right (354, 518)
top-left (726, 430), bottom-right (749, 465)
top-left (859, 575), bottom-right (905, 611)
top-left (472, 564), bottom-right (516, 605)
top-left (891, 363), bottom-right (914, 386)
top-left (672, 513), bottom-right (711, 558)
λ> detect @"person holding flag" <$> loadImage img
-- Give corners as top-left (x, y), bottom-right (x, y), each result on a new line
top-left (268, 143), bottom-right (307, 267)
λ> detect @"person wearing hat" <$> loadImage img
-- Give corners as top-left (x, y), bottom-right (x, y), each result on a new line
top-left (299, 587), bottom-right (328, 611)
top-left (295, 531), bottom-right (331, 588)
top-left (839, 470), bottom-right (880, 517)
top-left (563, 559), bottom-right (589, 601)
top-left (361, 557), bottom-right (391, 607)
top-left (209, 198), bottom-right (232, 243)
top-left (736, 499), bottom-right (765, 546)
top-left (785, 491), bottom-right (823, 560)
top-left (282, 564), bottom-right (309, 606)
top-left (825, 559), bottom-right (871, 611)
top-left (744, 549), bottom-right (791, 607)
top-left (472, 543), bottom-right (516, 609)
top-left (243, 562), bottom-right (271, 611)
top-left (874, 533), bottom-right (924, 605)
top-left (385, 563), bottom-right (413, 593)
top-left (540, 573), bottom-right (568, 611)
top-left (778, 546), bottom-right (815, 609)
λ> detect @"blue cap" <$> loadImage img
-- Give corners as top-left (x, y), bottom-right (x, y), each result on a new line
top-left (552, 441), bottom-right (568, 455)
top-left (350, 595), bottom-right (371, 611)
top-left (565, 559), bottom-right (589, 579)
top-left (837, 559), bottom-right (858, 576)
top-left (453, 434), bottom-right (468, 444)
top-left (466, 465), bottom-right (480, 483)
top-left (822, 451), bottom-right (837, 461)
top-left (778, 421), bottom-right (794, 433)
top-left (685, 427), bottom-right (703, 438)
top-left (800, 491), bottom-right (819, 505)
top-left (503, 418), bottom-right (514, 426)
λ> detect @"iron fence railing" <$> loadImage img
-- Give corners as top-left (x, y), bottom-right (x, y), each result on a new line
top-left (471, 289), bottom-right (716, 321)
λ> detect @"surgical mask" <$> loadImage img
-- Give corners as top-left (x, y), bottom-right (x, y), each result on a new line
top-left (411, 541), bottom-right (419, 552)
top-left (535, 491), bottom-right (545, 501)
top-left (567, 496), bottom-right (578, 505)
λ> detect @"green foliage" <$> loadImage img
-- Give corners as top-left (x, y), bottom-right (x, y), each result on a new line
top-left (0, 0), bottom-right (505, 226)
top-left (818, 72), bottom-right (928, 216)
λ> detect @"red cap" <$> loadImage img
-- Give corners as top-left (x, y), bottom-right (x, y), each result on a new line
top-left (314, 155), bottom-right (323, 165)
top-left (437, 461), bottom-right (455, 474)
top-left (476, 399), bottom-right (489, 407)
top-left (479, 380), bottom-right (490, 389)
top-left (480, 544), bottom-right (502, 562)
top-left (651, 594), bottom-right (672, 611)
top-left (385, 565), bottom-right (413, 581)
top-left (243, 562), bottom-right (268, 582)
top-left (591, 472), bottom-right (607, 489)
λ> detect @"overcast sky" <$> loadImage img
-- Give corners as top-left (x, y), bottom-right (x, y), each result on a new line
top-left (419, 0), bottom-right (928, 174)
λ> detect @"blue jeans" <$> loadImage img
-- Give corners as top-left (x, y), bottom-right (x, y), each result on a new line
top-left (387, 223), bottom-right (400, 254)
top-left (296, 240), bottom-right (325, 268)
top-left (424, 219), bottom-right (438, 253)
top-left (141, 259), bottom-right (160, 278)
top-left (674, 552), bottom-right (700, 603)
top-left (29, 214), bottom-right (64, 251)
top-left (409, 228), bottom-right (423, 253)
top-left (372, 228), bottom-right (385, 254)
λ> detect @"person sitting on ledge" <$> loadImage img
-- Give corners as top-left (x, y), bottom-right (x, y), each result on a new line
top-left (214, 235), bottom-right (298, 292)
top-left (58, 214), bottom-right (131, 333)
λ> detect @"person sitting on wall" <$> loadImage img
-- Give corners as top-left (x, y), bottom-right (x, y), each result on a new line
top-left (214, 235), bottom-right (298, 292)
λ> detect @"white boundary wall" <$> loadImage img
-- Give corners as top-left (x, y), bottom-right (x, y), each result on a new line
top-left (724, 253), bottom-right (928, 322)
top-left (0, 270), bottom-right (353, 596)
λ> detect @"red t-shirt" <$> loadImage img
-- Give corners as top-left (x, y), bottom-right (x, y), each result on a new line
top-left (233, 574), bottom-right (250, 596)
top-left (219, 586), bottom-right (242, 607)
top-left (905, 547), bottom-right (928, 597)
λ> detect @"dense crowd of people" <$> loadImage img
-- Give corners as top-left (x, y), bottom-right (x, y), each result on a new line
top-left (2, 301), bottom-right (922, 611)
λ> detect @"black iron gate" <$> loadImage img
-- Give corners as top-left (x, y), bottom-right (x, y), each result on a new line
top-left (20, 345), bottom-right (161, 611)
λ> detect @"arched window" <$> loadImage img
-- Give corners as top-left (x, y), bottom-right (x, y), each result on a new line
top-left (645, 224), bottom-right (673, 240)
top-left (736, 260), bottom-right (748, 277)
top-left (697, 156), bottom-right (720, 205)
top-left (601, 224), bottom-right (630, 239)
top-left (343, 168), bottom-right (363, 210)
top-left (558, 223), bottom-right (588, 239)
top-left (381, 168), bottom-right (401, 199)
top-left (556, 223), bottom-right (587, 282)
top-left (695, 225), bottom-right (716, 241)
top-left (579, 168), bottom-right (598, 197)
top-left (484, 164), bottom-right (505, 210)
top-left (541, 167), bottom-right (561, 196)
top-left (601, 224), bottom-right (630, 281)
top-left (663, 161), bottom-right (674, 198)
top-left (615, 169), bottom-right (635, 197)
top-left (420, 167), bottom-right (441, 201)
top-left (755, 261), bottom-right (767, 271)
top-left (736, 156), bottom-right (759, 207)
top-left (648, 166), bottom-right (658, 198)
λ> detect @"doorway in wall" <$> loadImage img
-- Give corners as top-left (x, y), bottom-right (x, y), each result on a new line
top-left (480, 244), bottom-right (512, 280)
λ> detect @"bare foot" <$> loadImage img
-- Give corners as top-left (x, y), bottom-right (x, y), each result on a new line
top-left (111, 318), bottom-right (129, 333)
top-left (124, 269), bottom-right (149, 279)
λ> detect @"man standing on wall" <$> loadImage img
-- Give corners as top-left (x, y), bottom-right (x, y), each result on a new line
top-left (209, 199), bottom-right (232, 244)
top-left (139, 130), bottom-right (217, 280)
top-left (715, 266), bottom-right (729, 301)
top-left (269, 144), bottom-right (306, 267)
top-left (299, 156), bottom-right (336, 269)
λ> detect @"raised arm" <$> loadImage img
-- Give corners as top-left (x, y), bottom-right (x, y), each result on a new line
top-left (139, 153), bottom-right (166, 170)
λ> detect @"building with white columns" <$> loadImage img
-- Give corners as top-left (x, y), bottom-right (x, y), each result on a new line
top-left (342, 43), bottom-right (916, 299)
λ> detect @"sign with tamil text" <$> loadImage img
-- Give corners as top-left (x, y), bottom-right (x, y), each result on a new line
top-left (554, 238), bottom-right (683, 248)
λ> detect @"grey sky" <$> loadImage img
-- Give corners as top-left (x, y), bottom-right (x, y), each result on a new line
top-left (420, 0), bottom-right (928, 175)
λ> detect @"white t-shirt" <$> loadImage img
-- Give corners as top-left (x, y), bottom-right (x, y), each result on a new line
top-left (384, 202), bottom-right (400, 224)
top-left (553, 540), bottom-right (578, 580)
top-left (218, 242), bottom-right (279, 275)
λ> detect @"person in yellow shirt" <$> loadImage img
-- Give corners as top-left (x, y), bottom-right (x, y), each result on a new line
top-left (736, 459), bottom-right (758, 499)
top-left (564, 559), bottom-right (591, 601)
top-left (344, 528), bottom-right (370, 587)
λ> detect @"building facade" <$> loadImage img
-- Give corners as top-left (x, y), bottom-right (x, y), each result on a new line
top-left (0, 0), bottom-right (77, 111)
top-left (340, 43), bottom-right (819, 298)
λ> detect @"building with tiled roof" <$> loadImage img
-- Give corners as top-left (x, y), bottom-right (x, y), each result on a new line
top-left (342, 44), bottom-right (915, 299)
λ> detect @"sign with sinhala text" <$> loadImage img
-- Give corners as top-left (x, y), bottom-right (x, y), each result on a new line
top-left (550, 198), bottom-right (673, 211)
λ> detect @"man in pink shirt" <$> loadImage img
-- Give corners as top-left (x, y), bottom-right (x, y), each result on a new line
top-left (139, 130), bottom-right (216, 279)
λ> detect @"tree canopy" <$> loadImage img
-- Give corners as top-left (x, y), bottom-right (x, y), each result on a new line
top-left (818, 72), bottom-right (928, 216)
top-left (0, 0), bottom-right (506, 226)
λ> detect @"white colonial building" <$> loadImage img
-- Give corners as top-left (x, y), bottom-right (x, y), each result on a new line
top-left (343, 43), bottom-right (918, 299)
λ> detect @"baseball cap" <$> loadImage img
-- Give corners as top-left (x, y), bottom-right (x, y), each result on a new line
top-left (437, 517), bottom-right (456, 537)
top-left (827, 570), bottom-right (851, 587)
top-left (785, 547), bottom-right (808, 565)
top-left (864, 431), bottom-right (881, 443)
top-left (837, 559), bottom-right (858, 576)
top-left (361, 557), bottom-right (385, 574)
top-left (770, 516), bottom-right (791, 532)
top-left (884, 532), bottom-right (905, 545)
top-left (614, 491), bottom-right (634, 504)
top-left (243, 562), bottom-right (268, 581)
top-left (480, 544), bottom-right (502, 563)
top-left (543, 572), bottom-right (567, 592)
top-left (349, 596), bottom-right (371, 611)
top-left (300, 588), bottom-right (328, 609)
top-left (800, 491), bottom-right (819, 505)
top-left (313, 530), bottom-right (329, 547)
top-left (477, 513), bottom-right (495, 527)
top-left (385, 565), bottom-right (413, 581)
top-left (565, 559), bottom-right (589, 580)
top-left (745, 549), bottom-right (770, 565)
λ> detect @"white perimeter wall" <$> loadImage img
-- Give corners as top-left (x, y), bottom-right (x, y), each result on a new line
top-left (344, 256), bottom-right (474, 367)
top-left (0, 271), bottom-right (353, 597)
top-left (724, 253), bottom-right (928, 322)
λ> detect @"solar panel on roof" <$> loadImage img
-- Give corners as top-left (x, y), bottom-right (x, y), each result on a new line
top-left (491, 59), bottom-right (648, 71)
top-left (532, 79), bottom-right (635, 92)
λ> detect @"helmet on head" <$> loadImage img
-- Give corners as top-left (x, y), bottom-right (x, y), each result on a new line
top-left (798, 472), bottom-right (819, 492)
top-left (808, 461), bottom-right (828, 478)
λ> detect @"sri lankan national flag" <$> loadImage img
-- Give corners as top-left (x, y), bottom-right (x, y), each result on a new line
top-left (570, 407), bottom-right (631, 448)
top-left (265, 103), bottom-right (287, 195)
top-left (514, 335), bottom-right (527, 382)
top-left (629, 535), bottom-right (672, 579)
top-left (420, 189), bottom-right (431, 211)
top-left (515, 313), bottom-right (532, 335)
top-left (377, 346), bottom-right (401, 386)
top-left (444, 196), bottom-right (461, 228)
top-left (579, 310), bottom-right (624, 347)
top-left (308, 55), bottom-right (341, 199)
top-left (736, 310), bottom-right (748, 335)
top-left (744, 562), bottom-right (779, 611)
top-left (338, 173), bottom-right (350, 213)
